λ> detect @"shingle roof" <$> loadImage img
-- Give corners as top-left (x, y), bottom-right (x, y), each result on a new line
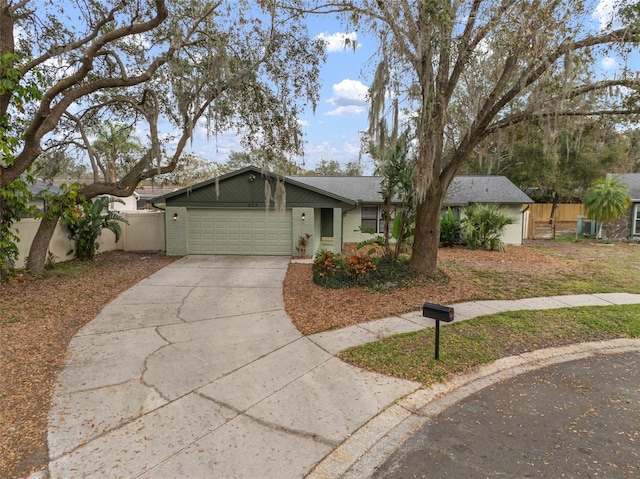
top-left (289, 175), bottom-right (532, 205)
top-left (288, 176), bottom-right (391, 203)
top-left (609, 173), bottom-right (640, 200)
top-left (446, 176), bottom-right (533, 205)
top-left (29, 179), bottom-right (60, 196)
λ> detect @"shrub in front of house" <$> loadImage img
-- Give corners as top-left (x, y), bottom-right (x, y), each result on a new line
top-left (462, 203), bottom-right (514, 252)
top-left (440, 207), bottom-right (463, 247)
top-left (312, 250), bottom-right (419, 290)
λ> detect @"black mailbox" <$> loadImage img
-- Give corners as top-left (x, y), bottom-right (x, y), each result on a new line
top-left (422, 302), bottom-right (454, 360)
top-left (423, 302), bottom-right (454, 322)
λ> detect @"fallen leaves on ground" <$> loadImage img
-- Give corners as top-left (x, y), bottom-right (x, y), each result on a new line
top-left (284, 245), bottom-right (571, 335)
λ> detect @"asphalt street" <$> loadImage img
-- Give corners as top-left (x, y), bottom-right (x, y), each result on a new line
top-left (372, 351), bottom-right (640, 479)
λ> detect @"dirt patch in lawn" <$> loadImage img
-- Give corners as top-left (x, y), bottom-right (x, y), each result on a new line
top-left (0, 251), bottom-right (177, 479)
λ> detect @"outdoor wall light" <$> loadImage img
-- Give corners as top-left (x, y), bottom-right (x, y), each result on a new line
top-left (301, 212), bottom-right (306, 221)
top-left (173, 213), bottom-right (178, 221)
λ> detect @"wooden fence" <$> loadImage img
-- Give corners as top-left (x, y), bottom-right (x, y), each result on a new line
top-left (524, 203), bottom-right (585, 240)
top-left (527, 203), bottom-right (584, 222)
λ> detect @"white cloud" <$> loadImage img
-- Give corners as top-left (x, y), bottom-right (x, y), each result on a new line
top-left (602, 56), bottom-right (619, 70)
top-left (301, 139), bottom-right (373, 174)
top-left (297, 119), bottom-right (310, 127)
top-left (593, 0), bottom-right (623, 30)
top-left (315, 32), bottom-right (361, 52)
top-left (325, 105), bottom-right (366, 116)
top-left (124, 33), bottom-right (151, 49)
top-left (13, 25), bottom-right (28, 50)
top-left (326, 79), bottom-right (368, 116)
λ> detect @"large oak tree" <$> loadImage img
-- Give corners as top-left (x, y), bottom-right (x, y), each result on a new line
top-left (1, 0), bottom-right (323, 272)
top-left (293, 0), bottom-right (640, 275)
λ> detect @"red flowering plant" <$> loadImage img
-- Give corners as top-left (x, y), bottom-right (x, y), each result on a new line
top-left (313, 250), bottom-right (337, 277)
top-left (346, 255), bottom-right (377, 276)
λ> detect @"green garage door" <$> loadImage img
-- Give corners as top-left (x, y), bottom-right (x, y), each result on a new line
top-left (187, 209), bottom-right (292, 255)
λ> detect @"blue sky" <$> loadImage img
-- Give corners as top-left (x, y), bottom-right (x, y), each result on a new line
top-left (185, 0), bottom-right (638, 175)
top-left (14, 0), bottom-right (637, 177)
top-left (186, 13), bottom-right (379, 174)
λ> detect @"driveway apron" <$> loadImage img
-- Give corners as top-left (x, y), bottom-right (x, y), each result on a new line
top-left (47, 256), bottom-right (420, 478)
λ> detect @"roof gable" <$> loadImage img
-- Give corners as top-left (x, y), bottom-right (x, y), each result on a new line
top-left (152, 166), bottom-right (355, 208)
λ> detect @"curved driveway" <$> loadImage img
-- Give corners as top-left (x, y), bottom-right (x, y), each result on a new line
top-left (47, 256), bottom-right (419, 478)
top-left (46, 256), bottom-right (640, 478)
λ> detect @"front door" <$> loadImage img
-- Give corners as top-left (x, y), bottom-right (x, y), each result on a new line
top-left (320, 208), bottom-right (334, 239)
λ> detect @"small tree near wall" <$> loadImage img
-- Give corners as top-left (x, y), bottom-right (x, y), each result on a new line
top-left (584, 177), bottom-right (631, 240)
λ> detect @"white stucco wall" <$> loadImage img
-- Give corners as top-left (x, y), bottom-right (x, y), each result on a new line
top-left (343, 205), bottom-right (379, 243)
top-left (343, 203), bottom-right (526, 246)
top-left (501, 205), bottom-right (527, 245)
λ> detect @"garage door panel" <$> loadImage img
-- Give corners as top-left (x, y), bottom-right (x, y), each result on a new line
top-left (187, 209), bottom-right (291, 255)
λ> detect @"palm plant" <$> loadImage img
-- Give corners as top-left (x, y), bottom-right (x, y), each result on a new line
top-left (92, 121), bottom-right (144, 182)
top-left (440, 207), bottom-right (463, 247)
top-left (584, 177), bottom-right (631, 239)
top-left (62, 197), bottom-right (129, 260)
top-left (462, 204), bottom-right (515, 252)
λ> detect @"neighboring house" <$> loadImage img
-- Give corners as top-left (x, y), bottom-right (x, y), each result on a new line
top-left (136, 186), bottom-right (182, 209)
top-left (43, 178), bottom-right (140, 211)
top-left (26, 179), bottom-right (60, 215)
top-left (153, 165), bottom-right (533, 257)
top-left (605, 173), bottom-right (640, 239)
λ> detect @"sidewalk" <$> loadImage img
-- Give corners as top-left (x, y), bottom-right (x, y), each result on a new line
top-left (308, 293), bottom-right (640, 355)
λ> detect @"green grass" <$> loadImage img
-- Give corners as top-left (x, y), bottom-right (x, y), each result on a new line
top-left (448, 253), bottom-right (640, 299)
top-left (340, 304), bottom-right (640, 387)
top-left (44, 259), bottom-right (95, 277)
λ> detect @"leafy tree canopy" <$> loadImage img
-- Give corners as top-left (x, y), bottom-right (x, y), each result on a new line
top-left (224, 150), bottom-right (306, 176)
top-left (1, 0), bottom-right (324, 273)
top-left (461, 119), bottom-right (630, 203)
top-left (311, 159), bottom-right (362, 176)
top-left (288, 0), bottom-right (640, 274)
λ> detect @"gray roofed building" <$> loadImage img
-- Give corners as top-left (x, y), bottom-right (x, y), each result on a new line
top-left (446, 176), bottom-right (533, 205)
top-left (28, 179), bottom-right (60, 197)
top-left (611, 173), bottom-right (640, 200)
top-left (289, 176), bottom-right (392, 203)
top-left (605, 173), bottom-right (640, 239)
top-left (155, 166), bottom-right (533, 257)
top-left (290, 175), bottom-right (533, 205)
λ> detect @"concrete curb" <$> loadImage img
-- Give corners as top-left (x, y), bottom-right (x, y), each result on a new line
top-left (305, 338), bottom-right (640, 479)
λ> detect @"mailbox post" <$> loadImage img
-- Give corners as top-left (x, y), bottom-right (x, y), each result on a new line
top-left (422, 302), bottom-right (454, 360)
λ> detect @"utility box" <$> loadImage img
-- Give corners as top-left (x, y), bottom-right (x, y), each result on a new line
top-left (577, 215), bottom-right (597, 235)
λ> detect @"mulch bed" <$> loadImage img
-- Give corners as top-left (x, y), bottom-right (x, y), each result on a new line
top-left (284, 245), bottom-right (570, 335)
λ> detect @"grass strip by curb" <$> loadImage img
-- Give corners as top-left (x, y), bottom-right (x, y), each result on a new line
top-left (340, 304), bottom-right (640, 387)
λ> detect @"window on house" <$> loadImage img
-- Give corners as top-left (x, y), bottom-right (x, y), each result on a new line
top-left (633, 204), bottom-right (640, 236)
top-left (361, 205), bottom-right (396, 234)
top-left (361, 206), bottom-right (378, 232)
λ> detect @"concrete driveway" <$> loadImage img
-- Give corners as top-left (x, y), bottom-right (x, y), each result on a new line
top-left (47, 256), bottom-right (420, 478)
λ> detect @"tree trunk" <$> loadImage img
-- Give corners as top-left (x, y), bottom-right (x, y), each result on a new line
top-left (0, 198), bottom-right (11, 280)
top-left (27, 210), bottom-right (62, 274)
top-left (410, 185), bottom-right (445, 276)
top-left (549, 191), bottom-right (559, 224)
top-left (0, 1), bottom-right (15, 118)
